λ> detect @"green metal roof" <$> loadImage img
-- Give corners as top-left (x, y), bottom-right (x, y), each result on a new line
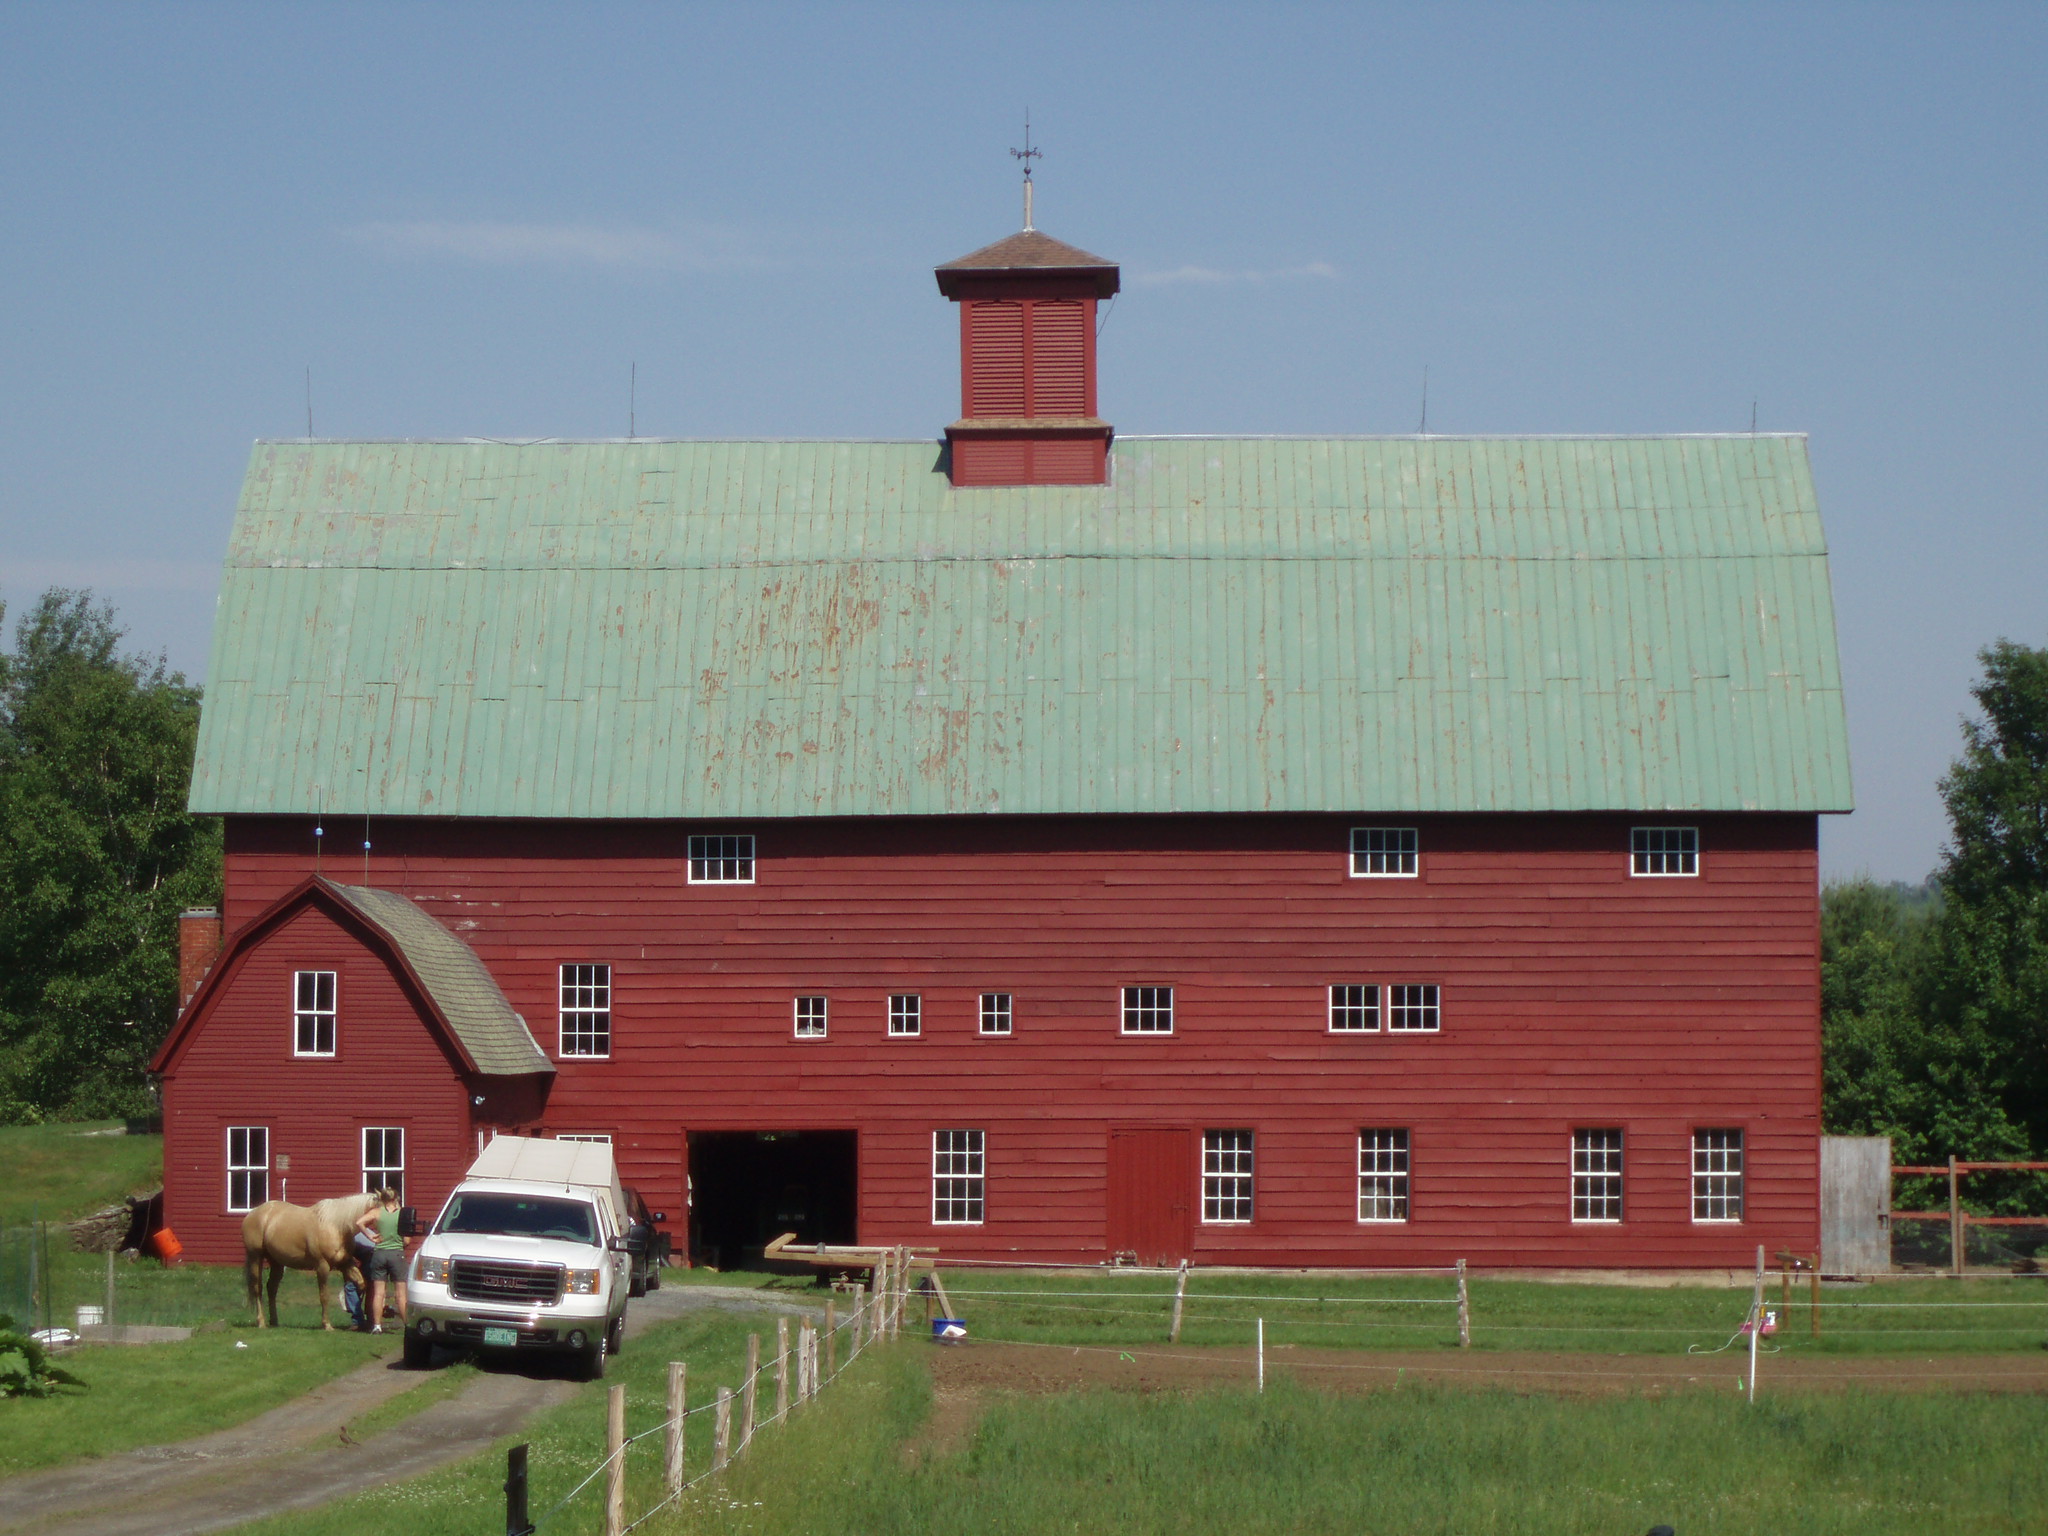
top-left (189, 435), bottom-right (1851, 819)
top-left (325, 880), bottom-right (552, 1075)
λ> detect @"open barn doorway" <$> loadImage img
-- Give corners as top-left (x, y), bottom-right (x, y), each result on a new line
top-left (688, 1130), bottom-right (857, 1270)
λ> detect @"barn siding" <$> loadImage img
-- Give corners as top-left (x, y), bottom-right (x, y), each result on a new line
top-left (200, 810), bottom-right (1821, 1269)
top-left (160, 904), bottom-right (478, 1264)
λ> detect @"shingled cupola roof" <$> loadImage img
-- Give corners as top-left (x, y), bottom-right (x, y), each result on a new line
top-left (936, 227), bottom-right (1120, 487)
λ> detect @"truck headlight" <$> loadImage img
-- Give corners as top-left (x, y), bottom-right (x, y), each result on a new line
top-left (414, 1256), bottom-right (449, 1285)
top-left (566, 1268), bottom-right (601, 1294)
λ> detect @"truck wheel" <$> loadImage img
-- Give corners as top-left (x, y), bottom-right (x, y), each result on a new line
top-left (606, 1314), bottom-right (625, 1357)
top-left (581, 1340), bottom-right (607, 1381)
top-left (402, 1331), bottom-right (433, 1369)
top-left (628, 1269), bottom-right (646, 1299)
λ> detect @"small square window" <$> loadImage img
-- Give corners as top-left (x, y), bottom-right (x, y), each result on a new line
top-left (559, 964), bottom-right (612, 1057)
top-left (1692, 1129), bottom-right (1744, 1223)
top-left (888, 994), bottom-right (922, 1037)
top-left (1121, 986), bottom-right (1174, 1035)
top-left (688, 834), bottom-right (755, 884)
top-left (293, 970), bottom-right (336, 1057)
top-left (794, 995), bottom-right (828, 1039)
top-left (361, 1126), bottom-right (405, 1200)
top-left (979, 993), bottom-right (1013, 1036)
top-left (1631, 826), bottom-right (1698, 877)
top-left (933, 1130), bottom-right (985, 1224)
top-left (1572, 1129), bottom-right (1624, 1222)
top-left (1387, 984), bottom-right (1440, 1032)
top-left (1351, 826), bottom-right (1418, 877)
top-left (1329, 984), bottom-right (1380, 1033)
top-left (1358, 1130), bottom-right (1409, 1222)
top-left (227, 1125), bottom-right (269, 1212)
top-left (1202, 1130), bottom-right (1254, 1223)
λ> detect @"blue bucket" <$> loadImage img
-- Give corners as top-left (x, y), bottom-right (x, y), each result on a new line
top-left (932, 1317), bottom-right (967, 1341)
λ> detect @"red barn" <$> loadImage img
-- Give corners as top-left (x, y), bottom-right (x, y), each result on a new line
top-left (154, 222), bottom-right (1853, 1271)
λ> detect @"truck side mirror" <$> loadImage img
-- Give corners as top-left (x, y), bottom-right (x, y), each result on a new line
top-left (397, 1206), bottom-right (421, 1238)
top-left (609, 1223), bottom-right (651, 1256)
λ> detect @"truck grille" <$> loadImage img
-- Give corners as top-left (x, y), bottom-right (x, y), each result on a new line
top-left (449, 1258), bottom-right (563, 1305)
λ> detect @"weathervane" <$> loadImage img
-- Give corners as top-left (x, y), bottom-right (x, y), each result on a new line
top-left (1010, 112), bottom-right (1041, 231)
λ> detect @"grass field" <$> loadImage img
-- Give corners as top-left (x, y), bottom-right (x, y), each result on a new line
top-left (0, 1327), bottom-right (394, 1477)
top-left (0, 1120), bottom-right (161, 1227)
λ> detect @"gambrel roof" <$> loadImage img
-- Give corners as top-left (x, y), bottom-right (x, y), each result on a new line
top-left (188, 434), bottom-right (1852, 820)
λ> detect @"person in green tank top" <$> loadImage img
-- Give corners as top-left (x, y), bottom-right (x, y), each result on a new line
top-left (354, 1187), bottom-right (409, 1333)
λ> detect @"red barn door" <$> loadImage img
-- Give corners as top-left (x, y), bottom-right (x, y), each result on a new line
top-left (1106, 1128), bottom-right (1193, 1264)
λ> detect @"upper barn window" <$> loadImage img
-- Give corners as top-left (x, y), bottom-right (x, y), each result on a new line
top-left (1350, 827), bottom-right (1418, 878)
top-left (559, 964), bottom-right (612, 1057)
top-left (688, 834), bottom-right (755, 884)
top-left (1631, 827), bottom-right (1698, 877)
top-left (1121, 986), bottom-right (1174, 1035)
top-left (293, 970), bottom-right (336, 1057)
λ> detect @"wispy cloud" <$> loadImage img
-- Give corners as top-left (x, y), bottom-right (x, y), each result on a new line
top-left (346, 219), bottom-right (777, 272)
top-left (1136, 261), bottom-right (1340, 287)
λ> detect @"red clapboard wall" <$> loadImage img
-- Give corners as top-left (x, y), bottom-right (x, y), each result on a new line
top-left (178, 809), bottom-right (1822, 1270)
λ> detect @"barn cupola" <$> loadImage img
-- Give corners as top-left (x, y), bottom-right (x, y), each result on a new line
top-left (935, 223), bottom-right (1119, 487)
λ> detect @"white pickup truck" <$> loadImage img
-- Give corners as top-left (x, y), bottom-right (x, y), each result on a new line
top-left (404, 1136), bottom-right (651, 1379)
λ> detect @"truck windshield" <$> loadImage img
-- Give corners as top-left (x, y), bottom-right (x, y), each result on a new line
top-left (436, 1193), bottom-right (598, 1245)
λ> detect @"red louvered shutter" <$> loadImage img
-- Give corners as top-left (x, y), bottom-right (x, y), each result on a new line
top-left (967, 302), bottom-right (1026, 417)
top-left (1027, 300), bottom-right (1087, 416)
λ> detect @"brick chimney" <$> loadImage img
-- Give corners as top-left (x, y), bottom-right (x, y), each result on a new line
top-left (935, 229), bottom-right (1120, 486)
top-left (179, 909), bottom-right (223, 1013)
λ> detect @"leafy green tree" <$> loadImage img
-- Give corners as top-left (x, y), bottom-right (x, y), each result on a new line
top-left (0, 590), bottom-right (221, 1123)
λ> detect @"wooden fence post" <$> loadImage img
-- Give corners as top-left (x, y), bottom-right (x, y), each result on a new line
top-left (664, 1361), bottom-right (686, 1500)
top-left (505, 1442), bottom-right (534, 1536)
top-left (105, 1247), bottom-right (115, 1329)
top-left (896, 1248), bottom-right (910, 1335)
top-left (604, 1384), bottom-right (626, 1536)
top-left (713, 1386), bottom-right (732, 1472)
top-left (775, 1317), bottom-right (790, 1422)
top-left (825, 1298), bottom-right (838, 1379)
top-left (1809, 1258), bottom-right (1821, 1340)
top-left (1949, 1156), bottom-right (1964, 1277)
top-left (741, 1332), bottom-right (759, 1447)
top-left (1169, 1259), bottom-right (1188, 1343)
top-left (1456, 1259), bottom-right (1470, 1348)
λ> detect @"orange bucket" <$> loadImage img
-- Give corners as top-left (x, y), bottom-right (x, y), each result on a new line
top-left (150, 1226), bottom-right (184, 1265)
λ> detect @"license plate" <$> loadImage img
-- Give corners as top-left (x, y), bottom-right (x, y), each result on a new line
top-left (482, 1326), bottom-right (519, 1348)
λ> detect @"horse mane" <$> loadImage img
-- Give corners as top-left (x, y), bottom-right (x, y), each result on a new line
top-left (309, 1191), bottom-right (380, 1235)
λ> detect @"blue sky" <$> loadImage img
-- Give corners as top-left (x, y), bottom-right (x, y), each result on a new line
top-left (2, 2), bottom-right (2041, 880)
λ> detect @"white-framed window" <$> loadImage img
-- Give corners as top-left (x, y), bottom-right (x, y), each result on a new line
top-left (1351, 826), bottom-right (1418, 877)
top-left (688, 834), bottom-right (755, 884)
top-left (1329, 984), bottom-right (1380, 1033)
top-left (794, 995), bottom-right (828, 1039)
top-left (1358, 1130), bottom-right (1410, 1222)
top-left (556, 1133), bottom-right (613, 1143)
top-left (362, 1126), bottom-right (405, 1199)
top-left (1387, 984), bottom-right (1441, 1033)
top-left (888, 994), bottom-right (922, 1037)
top-left (1202, 1130), bottom-right (1254, 1223)
top-left (1631, 826), bottom-right (1698, 877)
top-left (932, 1130), bottom-right (986, 1224)
top-left (1692, 1129), bottom-right (1744, 1223)
top-left (1121, 986), bottom-right (1174, 1035)
top-left (979, 993), bottom-right (1013, 1036)
top-left (559, 963), bottom-right (612, 1057)
top-left (1572, 1130), bottom-right (1624, 1222)
top-left (293, 970), bottom-right (336, 1057)
top-left (227, 1125), bottom-right (269, 1212)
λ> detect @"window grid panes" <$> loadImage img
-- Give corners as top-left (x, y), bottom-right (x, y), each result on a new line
top-left (1631, 826), bottom-right (1698, 877)
top-left (556, 1134), bottom-right (612, 1143)
top-left (688, 834), bottom-right (755, 884)
top-left (888, 994), bottom-right (922, 1037)
top-left (559, 964), bottom-right (612, 1057)
top-left (1572, 1129), bottom-right (1625, 1222)
top-left (1692, 1129), bottom-right (1745, 1222)
top-left (293, 970), bottom-right (336, 1056)
top-left (1121, 986), bottom-right (1174, 1035)
top-left (227, 1126), bottom-right (269, 1212)
top-left (361, 1126), bottom-right (405, 1199)
top-left (979, 993), bottom-right (1013, 1036)
top-left (1351, 826), bottom-right (1419, 877)
top-left (1358, 1130), bottom-right (1410, 1222)
top-left (932, 1130), bottom-right (985, 1224)
top-left (1202, 1130), bottom-right (1255, 1223)
top-left (1329, 984), bottom-right (1380, 1033)
top-left (1387, 984), bottom-right (1441, 1032)
top-left (794, 995), bottom-right (828, 1038)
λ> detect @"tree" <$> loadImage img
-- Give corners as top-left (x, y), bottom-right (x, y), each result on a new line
top-left (0, 590), bottom-right (221, 1123)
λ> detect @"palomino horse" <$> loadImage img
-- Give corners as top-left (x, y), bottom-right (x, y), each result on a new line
top-left (241, 1192), bottom-right (380, 1329)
